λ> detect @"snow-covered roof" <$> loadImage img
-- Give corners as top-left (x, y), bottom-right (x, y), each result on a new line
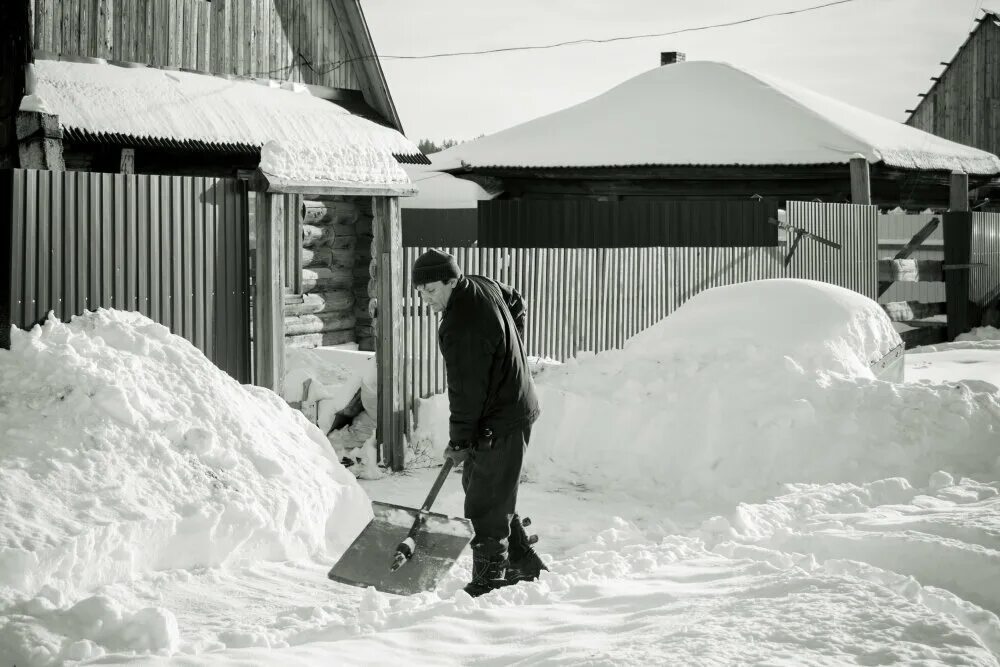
top-left (432, 61), bottom-right (1000, 175)
top-left (31, 59), bottom-right (425, 186)
top-left (400, 162), bottom-right (496, 209)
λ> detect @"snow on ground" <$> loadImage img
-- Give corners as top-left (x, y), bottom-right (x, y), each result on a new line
top-left (0, 311), bottom-right (369, 664)
top-left (2, 281), bottom-right (1000, 665)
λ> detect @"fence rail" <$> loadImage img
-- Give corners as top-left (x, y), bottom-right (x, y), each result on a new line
top-left (2, 168), bottom-right (251, 382)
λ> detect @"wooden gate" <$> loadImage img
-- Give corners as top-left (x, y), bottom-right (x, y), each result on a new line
top-left (1, 168), bottom-right (252, 382)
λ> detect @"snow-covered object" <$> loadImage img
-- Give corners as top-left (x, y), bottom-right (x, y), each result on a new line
top-left (417, 280), bottom-right (999, 505)
top-left (32, 60), bottom-right (419, 186)
top-left (431, 61), bottom-right (1000, 175)
top-left (400, 164), bottom-right (495, 209)
top-left (627, 279), bottom-right (901, 378)
top-left (18, 94), bottom-right (50, 114)
top-left (0, 310), bottom-right (371, 599)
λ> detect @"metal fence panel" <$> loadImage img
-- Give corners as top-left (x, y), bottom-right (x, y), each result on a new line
top-left (3, 169), bottom-right (251, 382)
top-left (784, 201), bottom-right (879, 299)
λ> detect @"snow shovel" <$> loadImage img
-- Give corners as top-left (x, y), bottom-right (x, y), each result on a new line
top-left (327, 458), bottom-right (474, 595)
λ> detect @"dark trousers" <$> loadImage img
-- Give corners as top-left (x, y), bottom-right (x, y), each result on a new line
top-left (461, 425), bottom-right (530, 558)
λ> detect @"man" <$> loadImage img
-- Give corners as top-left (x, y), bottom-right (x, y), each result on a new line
top-left (412, 248), bottom-right (547, 597)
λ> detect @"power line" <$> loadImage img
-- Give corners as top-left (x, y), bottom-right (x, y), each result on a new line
top-left (250, 0), bottom-right (864, 79)
top-left (381, 0), bottom-right (862, 61)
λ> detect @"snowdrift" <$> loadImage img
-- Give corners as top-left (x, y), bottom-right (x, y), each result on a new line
top-left (0, 310), bottom-right (371, 600)
top-left (419, 280), bottom-right (1000, 505)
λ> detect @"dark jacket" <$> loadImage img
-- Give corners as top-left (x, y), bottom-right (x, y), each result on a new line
top-left (438, 275), bottom-right (540, 444)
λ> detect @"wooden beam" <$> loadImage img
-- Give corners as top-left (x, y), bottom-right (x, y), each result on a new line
top-left (373, 196), bottom-right (404, 470)
top-left (878, 259), bottom-right (944, 283)
top-left (881, 301), bottom-right (946, 322)
top-left (254, 192), bottom-right (286, 392)
top-left (893, 217), bottom-right (941, 260)
top-left (251, 169), bottom-right (417, 197)
top-left (950, 170), bottom-right (969, 212)
top-left (849, 155), bottom-right (872, 205)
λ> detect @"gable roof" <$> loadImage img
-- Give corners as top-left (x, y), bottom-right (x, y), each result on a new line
top-left (432, 61), bottom-right (1000, 175)
top-left (332, 0), bottom-right (404, 134)
top-left (32, 59), bottom-right (424, 186)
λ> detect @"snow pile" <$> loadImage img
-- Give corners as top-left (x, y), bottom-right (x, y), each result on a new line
top-left (418, 280), bottom-right (1000, 505)
top-left (430, 61), bottom-right (1000, 175)
top-left (0, 310), bottom-right (370, 600)
top-left (33, 59), bottom-right (419, 186)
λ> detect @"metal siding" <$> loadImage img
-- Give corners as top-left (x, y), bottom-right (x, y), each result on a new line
top-left (878, 213), bottom-right (945, 304)
top-left (50, 172), bottom-right (64, 320)
top-left (24, 171), bottom-right (38, 327)
top-left (36, 171), bottom-right (51, 324)
top-left (970, 211), bottom-right (1000, 326)
top-left (784, 202), bottom-right (878, 299)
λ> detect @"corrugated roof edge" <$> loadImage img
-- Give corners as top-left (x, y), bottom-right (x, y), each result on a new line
top-left (64, 127), bottom-right (430, 165)
top-left (450, 160), bottom-right (998, 174)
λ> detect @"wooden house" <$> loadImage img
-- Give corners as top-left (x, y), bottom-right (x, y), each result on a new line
top-left (429, 58), bottom-right (1000, 244)
top-left (1, 0), bottom-right (420, 467)
top-left (906, 10), bottom-right (1000, 206)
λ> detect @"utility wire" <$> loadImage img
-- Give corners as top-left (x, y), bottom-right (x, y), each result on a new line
top-left (250, 0), bottom-right (863, 79)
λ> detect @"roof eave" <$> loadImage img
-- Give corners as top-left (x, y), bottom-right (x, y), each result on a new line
top-left (251, 168), bottom-right (418, 197)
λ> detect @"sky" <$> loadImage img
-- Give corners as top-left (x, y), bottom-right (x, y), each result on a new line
top-left (361, 0), bottom-right (992, 144)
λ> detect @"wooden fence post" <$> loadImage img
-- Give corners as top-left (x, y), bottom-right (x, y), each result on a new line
top-left (850, 155), bottom-right (872, 205)
top-left (950, 171), bottom-right (969, 212)
top-left (374, 196), bottom-right (405, 471)
top-left (254, 192), bottom-right (285, 392)
top-left (943, 211), bottom-right (973, 340)
top-left (0, 169), bottom-right (12, 349)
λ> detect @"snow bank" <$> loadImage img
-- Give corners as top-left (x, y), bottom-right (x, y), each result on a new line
top-left (0, 310), bottom-right (371, 601)
top-left (419, 280), bottom-right (1000, 505)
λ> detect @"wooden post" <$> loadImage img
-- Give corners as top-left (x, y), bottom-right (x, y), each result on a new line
top-left (0, 170), bottom-right (12, 349)
top-left (254, 192), bottom-right (285, 392)
top-left (943, 211), bottom-right (972, 341)
top-left (950, 170), bottom-right (969, 212)
top-left (0, 0), bottom-right (31, 169)
top-left (120, 148), bottom-right (135, 175)
top-left (373, 196), bottom-right (405, 471)
top-left (849, 155), bottom-right (872, 205)
top-left (16, 110), bottom-right (65, 170)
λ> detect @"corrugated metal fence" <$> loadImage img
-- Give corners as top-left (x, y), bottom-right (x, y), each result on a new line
top-left (402, 202), bottom-right (879, 416)
top-left (1, 168), bottom-right (252, 382)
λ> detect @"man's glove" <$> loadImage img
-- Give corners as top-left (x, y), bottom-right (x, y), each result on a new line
top-left (443, 440), bottom-right (472, 466)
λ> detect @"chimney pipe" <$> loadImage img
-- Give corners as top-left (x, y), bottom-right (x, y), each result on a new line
top-left (660, 51), bottom-right (686, 66)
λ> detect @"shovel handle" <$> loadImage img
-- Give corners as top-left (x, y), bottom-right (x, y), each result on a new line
top-left (419, 458), bottom-right (454, 513)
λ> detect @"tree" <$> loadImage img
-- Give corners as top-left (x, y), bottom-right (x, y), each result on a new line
top-left (417, 138), bottom-right (460, 155)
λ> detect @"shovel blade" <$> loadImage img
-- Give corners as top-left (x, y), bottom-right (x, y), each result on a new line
top-left (328, 501), bottom-right (474, 596)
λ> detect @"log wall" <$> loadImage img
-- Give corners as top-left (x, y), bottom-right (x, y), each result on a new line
top-left (284, 197), bottom-right (359, 348)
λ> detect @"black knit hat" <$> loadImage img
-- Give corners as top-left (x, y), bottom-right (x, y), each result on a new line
top-left (412, 248), bottom-right (462, 286)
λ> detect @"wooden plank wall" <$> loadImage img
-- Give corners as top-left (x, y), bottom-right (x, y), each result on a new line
top-left (907, 16), bottom-right (1000, 159)
top-left (478, 199), bottom-right (780, 248)
top-left (29, 0), bottom-right (360, 89)
top-left (3, 168), bottom-right (251, 382)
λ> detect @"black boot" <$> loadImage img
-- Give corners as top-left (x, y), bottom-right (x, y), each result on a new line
top-left (463, 548), bottom-right (509, 598)
top-left (506, 514), bottom-right (548, 584)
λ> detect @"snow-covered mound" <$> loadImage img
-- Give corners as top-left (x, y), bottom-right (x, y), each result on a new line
top-left (419, 280), bottom-right (1000, 505)
top-left (627, 279), bottom-right (900, 378)
top-left (0, 310), bottom-right (371, 601)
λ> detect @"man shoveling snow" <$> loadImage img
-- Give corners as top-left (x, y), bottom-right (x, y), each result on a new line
top-left (412, 248), bottom-right (547, 596)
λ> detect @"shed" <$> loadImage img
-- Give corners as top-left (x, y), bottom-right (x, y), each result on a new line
top-left (433, 60), bottom-right (1000, 211)
top-left (906, 10), bottom-right (1000, 206)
